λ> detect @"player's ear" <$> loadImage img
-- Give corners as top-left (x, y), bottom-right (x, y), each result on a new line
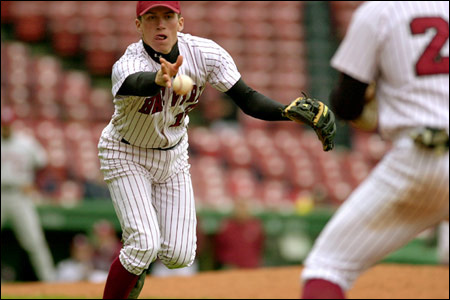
top-left (177, 15), bottom-right (184, 32)
top-left (136, 18), bottom-right (143, 35)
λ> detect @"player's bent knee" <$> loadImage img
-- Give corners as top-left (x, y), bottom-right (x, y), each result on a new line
top-left (163, 256), bottom-right (196, 269)
top-left (122, 250), bottom-right (158, 275)
top-left (159, 247), bottom-right (196, 269)
top-left (121, 242), bottom-right (160, 274)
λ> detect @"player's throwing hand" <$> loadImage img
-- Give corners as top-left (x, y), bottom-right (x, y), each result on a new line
top-left (156, 55), bottom-right (183, 88)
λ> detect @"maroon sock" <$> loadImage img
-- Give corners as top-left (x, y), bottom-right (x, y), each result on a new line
top-left (103, 256), bottom-right (139, 299)
top-left (302, 279), bottom-right (346, 299)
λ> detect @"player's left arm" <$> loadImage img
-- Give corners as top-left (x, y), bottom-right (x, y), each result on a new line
top-left (208, 41), bottom-right (336, 150)
top-left (206, 42), bottom-right (288, 121)
top-left (226, 78), bottom-right (336, 151)
top-left (225, 78), bottom-right (288, 121)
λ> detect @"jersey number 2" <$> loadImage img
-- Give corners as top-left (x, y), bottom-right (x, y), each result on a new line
top-left (410, 17), bottom-right (449, 76)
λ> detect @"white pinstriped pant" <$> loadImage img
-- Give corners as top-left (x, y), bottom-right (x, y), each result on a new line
top-left (302, 131), bottom-right (449, 291)
top-left (1, 190), bottom-right (56, 281)
top-left (98, 135), bottom-right (197, 276)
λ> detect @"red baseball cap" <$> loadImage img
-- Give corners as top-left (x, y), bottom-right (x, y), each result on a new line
top-left (136, 1), bottom-right (181, 17)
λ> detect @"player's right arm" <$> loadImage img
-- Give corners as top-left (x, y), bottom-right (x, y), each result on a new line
top-left (330, 73), bottom-right (368, 121)
top-left (330, 73), bottom-right (379, 132)
top-left (329, 2), bottom-right (385, 125)
top-left (116, 56), bottom-right (183, 96)
top-left (117, 71), bottom-right (161, 96)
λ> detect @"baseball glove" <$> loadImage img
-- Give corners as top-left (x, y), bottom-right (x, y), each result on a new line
top-left (282, 93), bottom-right (336, 151)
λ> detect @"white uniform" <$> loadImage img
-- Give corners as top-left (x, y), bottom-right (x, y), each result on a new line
top-left (1, 132), bottom-right (56, 281)
top-left (98, 32), bottom-right (240, 275)
top-left (302, 1), bottom-right (449, 291)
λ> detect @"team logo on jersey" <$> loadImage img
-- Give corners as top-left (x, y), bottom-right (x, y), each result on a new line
top-left (138, 85), bottom-right (202, 121)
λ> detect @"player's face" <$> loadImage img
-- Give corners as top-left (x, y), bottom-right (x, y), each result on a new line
top-left (136, 7), bottom-right (184, 54)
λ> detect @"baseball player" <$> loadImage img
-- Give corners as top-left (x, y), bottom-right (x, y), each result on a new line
top-left (98, 1), bottom-right (336, 298)
top-left (1, 107), bottom-right (56, 282)
top-left (301, 1), bottom-right (449, 298)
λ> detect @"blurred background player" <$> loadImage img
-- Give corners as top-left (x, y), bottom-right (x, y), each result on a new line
top-left (98, 1), bottom-right (335, 299)
top-left (301, 1), bottom-right (449, 298)
top-left (55, 220), bottom-right (122, 283)
top-left (1, 107), bottom-right (56, 282)
top-left (56, 234), bottom-right (97, 282)
top-left (214, 198), bottom-right (265, 269)
top-left (91, 219), bottom-right (122, 274)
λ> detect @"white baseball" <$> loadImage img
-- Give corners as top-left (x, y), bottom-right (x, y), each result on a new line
top-left (173, 75), bottom-right (194, 95)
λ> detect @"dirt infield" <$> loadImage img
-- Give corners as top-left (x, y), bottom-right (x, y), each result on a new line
top-left (1, 264), bottom-right (449, 299)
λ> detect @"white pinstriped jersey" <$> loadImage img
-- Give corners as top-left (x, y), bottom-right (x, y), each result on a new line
top-left (331, 1), bottom-right (449, 140)
top-left (1, 133), bottom-right (47, 187)
top-left (103, 32), bottom-right (241, 149)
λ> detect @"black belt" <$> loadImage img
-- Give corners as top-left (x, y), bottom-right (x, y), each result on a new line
top-left (121, 137), bottom-right (182, 151)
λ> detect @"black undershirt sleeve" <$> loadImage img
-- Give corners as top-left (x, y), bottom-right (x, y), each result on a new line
top-left (117, 71), bottom-right (161, 96)
top-left (225, 78), bottom-right (289, 121)
top-left (330, 73), bottom-right (369, 121)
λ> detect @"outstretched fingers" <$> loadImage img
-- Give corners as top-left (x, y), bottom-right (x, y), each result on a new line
top-left (158, 56), bottom-right (184, 88)
top-left (159, 57), bottom-right (172, 88)
top-left (174, 55), bottom-right (183, 70)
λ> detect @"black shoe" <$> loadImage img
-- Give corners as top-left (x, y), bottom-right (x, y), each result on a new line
top-left (128, 271), bottom-right (147, 299)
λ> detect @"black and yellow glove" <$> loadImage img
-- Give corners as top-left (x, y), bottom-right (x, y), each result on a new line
top-left (282, 93), bottom-right (336, 151)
